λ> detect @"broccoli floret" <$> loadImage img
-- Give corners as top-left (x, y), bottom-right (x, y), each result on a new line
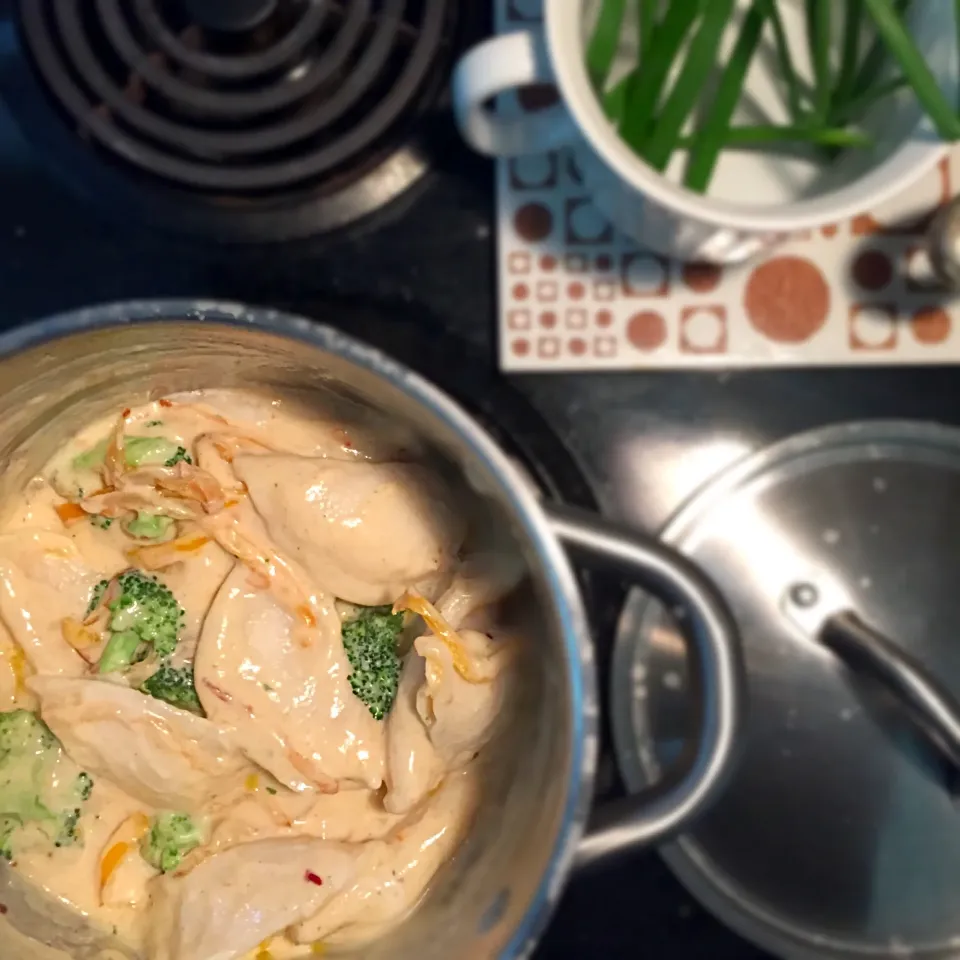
top-left (71, 441), bottom-right (109, 472)
top-left (163, 447), bottom-right (192, 467)
top-left (77, 772), bottom-right (93, 801)
top-left (341, 606), bottom-right (404, 721)
top-left (0, 710), bottom-right (55, 757)
top-left (140, 664), bottom-right (204, 716)
top-left (141, 812), bottom-right (204, 873)
top-left (0, 815), bottom-right (18, 860)
top-left (86, 579), bottom-right (109, 617)
top-left (98, 570), bottom-right (184, 675)
top-left (124, 512), bottom-right (175, 541)
top-left (89, 516), bottom-right (113, 530)
top-left (72, 436), bottom-right (191, 471)
top-left (0, 710), bottom-right (95, 860)
top-left (55, 807), bottom-right (81, 848)
top-left (125, 436), bottom-right (180, 467)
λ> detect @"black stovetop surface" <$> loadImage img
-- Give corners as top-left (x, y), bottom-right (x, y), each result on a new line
top-left (4, 37), bottom-right (960, 960)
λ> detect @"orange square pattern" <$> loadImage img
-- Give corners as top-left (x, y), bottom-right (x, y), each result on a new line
top-left (496, 0), bottom-right (960, 371)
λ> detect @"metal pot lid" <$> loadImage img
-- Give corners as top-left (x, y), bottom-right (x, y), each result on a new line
top-left (612, 421), bottom-right (960, 960)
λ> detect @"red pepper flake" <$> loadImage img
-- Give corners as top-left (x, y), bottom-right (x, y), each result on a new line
top-left (304, 871), bottom-right (323, 887)
top-left (121, 407), bottom-right (131, 418)
top-left (158, 399), bottom-right (174, 408)
top-left (0, 903), bottom-right (8, 914)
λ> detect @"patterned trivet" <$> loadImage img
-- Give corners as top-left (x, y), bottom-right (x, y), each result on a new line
top-left (496, 0), bottom-right (960, 372)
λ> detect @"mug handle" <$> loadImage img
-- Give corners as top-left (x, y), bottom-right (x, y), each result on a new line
top-left (451, 31), bottom-right (577, 157)
top-left (544, 504), bottom-right (745, 870)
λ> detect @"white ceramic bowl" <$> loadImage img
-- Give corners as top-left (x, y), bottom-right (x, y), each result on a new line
top-left (453, 0), bottom-right (956, 263)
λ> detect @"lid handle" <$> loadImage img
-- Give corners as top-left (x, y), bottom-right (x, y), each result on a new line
top-left (820, 610), bottom-right (960, 775)
top-left (544, 503), bottom-right (746, 871)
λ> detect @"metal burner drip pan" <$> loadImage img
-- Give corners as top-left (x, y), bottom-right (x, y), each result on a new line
top-left (1, 0), bottom-right (474, 241)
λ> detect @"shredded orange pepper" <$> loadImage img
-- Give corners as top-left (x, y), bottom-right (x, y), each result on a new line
top-left (296, 605), bottom-right (317, 629)
top-left (129, 533), bottom-right (210, 570)
top-left (8, 647), bottom-right (26, 695)
top-left (99, 813), bottom-right (150, 897)
top-left (213, 440), bottom-right (235, 463)
top-left (103, 411), bottom-right (129, 483)
top-left (175, 535), bottom-right (209, 552)
top-left (99, 842), bottom-right (129, 891)
top-left (54, 502), bottom-right (87, 525)
top-left (393, 592), bottom-right (492, 684)
top-left (255, 938), bottom-right (277, 960)
top-left (61, 617), bottom-right (101, 651)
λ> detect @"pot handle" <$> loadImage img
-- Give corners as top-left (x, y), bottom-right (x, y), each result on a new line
top-left (544, 504), bottom-right (745, 870)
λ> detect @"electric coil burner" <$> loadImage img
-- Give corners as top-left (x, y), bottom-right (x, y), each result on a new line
top-left (0, 0), bottom-right (472, 241)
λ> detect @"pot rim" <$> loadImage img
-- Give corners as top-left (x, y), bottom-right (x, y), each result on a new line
top-left (0, 298), bottom-right (599, 959)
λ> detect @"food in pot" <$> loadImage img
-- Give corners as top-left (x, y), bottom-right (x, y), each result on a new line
top-left (0, 390), bottom-right (522, 960)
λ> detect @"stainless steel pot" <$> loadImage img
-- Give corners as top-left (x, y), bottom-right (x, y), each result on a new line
top-left (0, 301), bottom-right (745, 959)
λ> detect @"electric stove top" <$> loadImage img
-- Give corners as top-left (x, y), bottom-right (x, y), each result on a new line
top-left (2, 3), bottom-right (959, 958)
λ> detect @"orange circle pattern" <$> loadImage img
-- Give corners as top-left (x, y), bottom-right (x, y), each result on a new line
top-left (744, 256), bottom-right (830, 344)
top-left (627, 311), bottom-right (667, 352)
top-left (501, 142), bottom-right (956, 366)
top-left (911, 306), bottom-right (951, 344)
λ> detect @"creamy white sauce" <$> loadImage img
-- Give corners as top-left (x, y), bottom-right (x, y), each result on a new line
top-left (0, 389), bottom-right (519, 960)
top-left (196, 564), bottom-right (383, 793)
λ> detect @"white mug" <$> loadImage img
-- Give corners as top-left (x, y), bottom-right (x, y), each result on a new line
top-left (452, 0), bottom-right (953, 264)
